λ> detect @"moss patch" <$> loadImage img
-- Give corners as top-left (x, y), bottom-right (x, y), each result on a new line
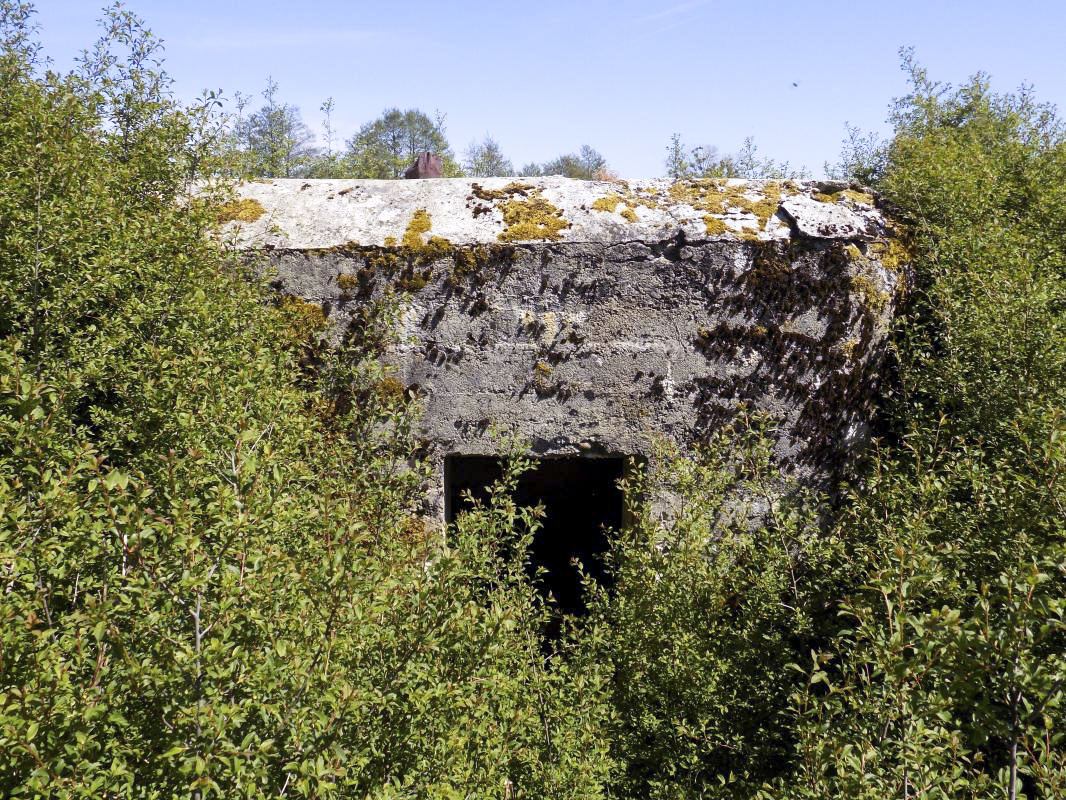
top-left (703, 216), bottom-right (729, 236)
top-left (394, 209), bottom-right (454, 285)
top-left (402, 209), bottom-right (433, 249)
top-left (747, 240), bottom-right (793, 288)
top-left (470, 181), bottom-right (535, 201)
top-left (498, 192), bottom-right (570, 242)
top-left (376, 374), bottom-right (407, 404)
top-left (396, 270), bottom-right (429, 292)
top-left (851, 271), bottom-right (890, 312)
top-left (870, 236), bottom-right (910, 272)
top-left (466, 182), bottom-right (571, 241)
top-left (669, 180), bottom-right (731, 214)
top-left (591, 192), bottom-right (642, 223)
top-left (277, 294), bottom-right (327, 342)
top-left (450, 244), bottom-right (516, 282)
top-left (669, 179), bottom-right (782, 236)
top-left (323, 238), bottom-right (518, 299)
top-left (734, 181), bottom-right (781, 229)
top-left (217, 198), bottom-right (266, 224)
top-left (531, 360), bottom-right (559, 395)
top-left (814, 189), bottom-right (876, 207)
top-left (337, 273), bottom-right (360, 292)
top-left (591, 195), bottom-right (621, 212)
top-left (840, 189), bottom-right (874, 205)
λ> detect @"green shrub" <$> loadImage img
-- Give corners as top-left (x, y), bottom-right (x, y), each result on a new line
top-left (772, 51), bottom-right (1066, 799)
top-left (0, 4), bottom-right (612, 796)
top-left (572, 423), bottom-right (842, 799)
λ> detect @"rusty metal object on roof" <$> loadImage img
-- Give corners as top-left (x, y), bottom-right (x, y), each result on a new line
top-left (404, 152), bottom-right (443, 179)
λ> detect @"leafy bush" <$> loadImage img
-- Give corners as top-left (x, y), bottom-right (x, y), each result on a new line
top-left (0, 4), bottom-right (611, 796)
top-left (771, 50), bottom-right (1066, 799)
top-left (574, 424), bottom-right (841, 799)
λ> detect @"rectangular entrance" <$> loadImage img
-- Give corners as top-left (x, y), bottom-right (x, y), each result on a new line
top-left (444, 455), bottom-right (625, 616)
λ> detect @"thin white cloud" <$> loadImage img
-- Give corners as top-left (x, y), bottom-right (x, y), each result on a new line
top-left (637, 0), bottom-right (713, 24)
top-left (184, 29), bottom-right (375, 50)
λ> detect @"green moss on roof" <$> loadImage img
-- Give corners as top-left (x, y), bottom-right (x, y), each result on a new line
top-left (470, 181), bottom-right (535, 201)
top-left (703, 216), bottom-right (729, 236)
top-left (217, 198), bottom-right (266, 224)
top-left (592, 193), bottom-right (640, 222)
top-left (668, 179), bottom-right (783, 236)
top-left (498, 191), bottom-right (570, 242)
top-left (402, 209), bottom-right (433, 248)
top-left (591, 195), bottom-right (622, 213)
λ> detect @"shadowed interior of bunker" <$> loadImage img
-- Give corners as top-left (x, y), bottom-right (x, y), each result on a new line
top-left (445, 456), bottom-right (625, 616)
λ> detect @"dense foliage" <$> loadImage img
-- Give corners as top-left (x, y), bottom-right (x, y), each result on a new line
top-left (772, 51), bottom-right (1066, 799)
top-left (0, 4), bottom-right (611, 796)
top-left (573, 428), bottom-right (840, 798)
top-left (2, 2), bottom-right (1064, 795)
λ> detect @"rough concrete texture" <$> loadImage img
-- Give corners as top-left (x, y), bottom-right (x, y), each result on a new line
top-left (227, 177), bottom-right (904, 521)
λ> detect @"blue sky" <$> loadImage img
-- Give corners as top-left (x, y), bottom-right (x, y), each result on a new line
top-left (33, 1), bottom-right (1066, 178)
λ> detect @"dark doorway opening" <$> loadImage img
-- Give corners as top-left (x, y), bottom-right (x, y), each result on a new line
top-left (445, 455), bottom-right (625, 617)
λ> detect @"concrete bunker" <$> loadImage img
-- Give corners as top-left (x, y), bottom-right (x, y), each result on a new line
top-left (445, 454), bottom-right (624, 615)
top-left (227, 176), bottom-right (905, 531)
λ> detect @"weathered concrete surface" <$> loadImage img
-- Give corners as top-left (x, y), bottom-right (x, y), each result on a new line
top-left (226, 177), bottom-right (904, 521)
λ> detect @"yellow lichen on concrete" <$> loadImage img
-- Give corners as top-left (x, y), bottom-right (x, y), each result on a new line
top-left (591, 195), bottom-right (622, 212)
top-left (217, 198), bottom-right (266, 224)
top-left (591, 190), bottom-right (650, 222)
top-left (383, 235), bottom-right (397, 247)
top-left (851, 271), bottom-right (890, 312)
top-left (870, 236), bottom-right (909, 272)
top-left (402, 209), bottom-right (433, 248)
top-left (498, 191), bottom-right (570, 242)
top-left (669, 179), bottom-right (783, 235)
top-left (703, 216), bottom-right (729, 236)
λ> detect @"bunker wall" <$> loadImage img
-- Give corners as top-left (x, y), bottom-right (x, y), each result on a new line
top-left (227, 177), bottom-right (904, 523)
